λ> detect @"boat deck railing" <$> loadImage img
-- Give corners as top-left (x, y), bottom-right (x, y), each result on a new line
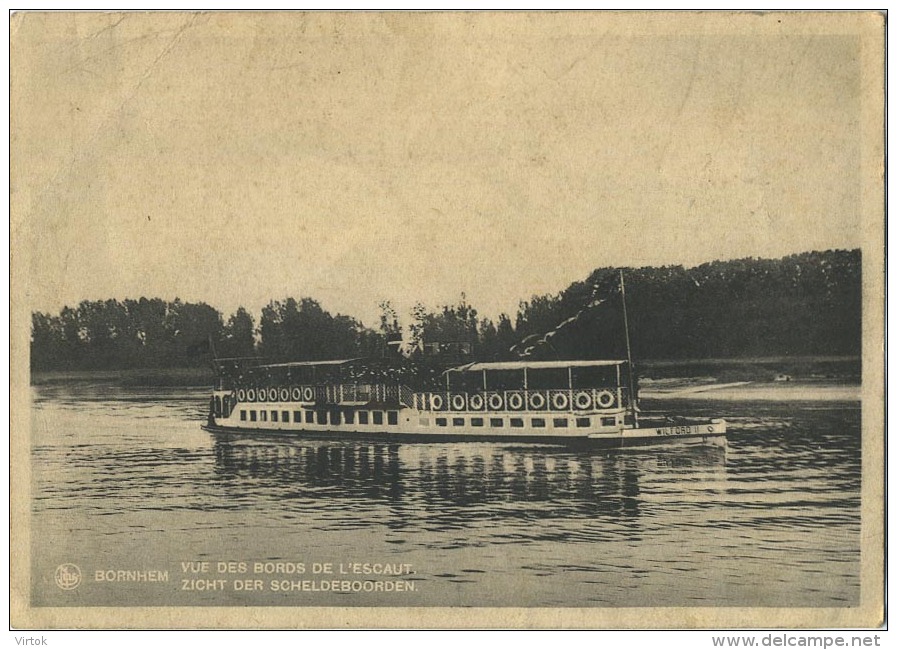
top-left (226, 384), bottom-right (628, 412)
top-left (413, 388), bottom-right (629, 413)
top-left (230, 382), bottom-right (416, 408)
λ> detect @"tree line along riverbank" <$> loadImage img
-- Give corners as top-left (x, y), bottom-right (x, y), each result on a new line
top-left (30, 249), bottom-right (860, 380)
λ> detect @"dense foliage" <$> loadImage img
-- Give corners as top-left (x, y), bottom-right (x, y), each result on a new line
top-left (515, 249), bottom-right (862, 361)
top-left (30, 249), bottom-right (861, 371)
top-left (31, 298), bottom-right (225, 370)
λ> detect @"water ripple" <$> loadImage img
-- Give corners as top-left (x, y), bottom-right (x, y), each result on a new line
top-left (29, 384), bottom-right (861, 607)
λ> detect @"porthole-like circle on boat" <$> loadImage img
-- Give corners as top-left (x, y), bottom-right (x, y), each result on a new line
top-left (246, 388), bottom-right (257, 402)
top-left (574, 391), bottom-right (592, 410)
top-left (291, 387), bottom-right (302, 402)
top-left (430, 394), bottom-right (444, 411)
top-left (596, 390), bottom-right (615, 409)
top-left (267, 388), bottom-right (278, 402)
top-left (552, 392), bottom-right (569, 410)
top-left (302, 387), bottom-right (314, 402)
top-left (528, 392), bottom-right (546, 410)
top-left (279, 387), bottom-right (290, 402)
top-left (451, 394), bottom-right (467, 411)
top-left (469, 394), bottom-right (484, 410)
top-left (237, 388), bottom-right (247, 403)
top-left (508, 392), bottom-right (525, 410)
top-left (488, 393), bottom-right (504, 410)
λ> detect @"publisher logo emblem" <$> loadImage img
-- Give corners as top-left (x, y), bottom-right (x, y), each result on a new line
top-left (54, 564), bottom-right (82, 590)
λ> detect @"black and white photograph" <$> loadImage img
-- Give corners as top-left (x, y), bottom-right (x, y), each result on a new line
top-left (10, 10), bottom-right (885, 629)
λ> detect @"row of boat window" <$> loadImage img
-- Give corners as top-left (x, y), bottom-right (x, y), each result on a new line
top-left (239, 409), bottom-right (400, 426)
top-left (428, 416), bottom-right (616, 428)
top-left (237, 408), bottom-right (617, 429)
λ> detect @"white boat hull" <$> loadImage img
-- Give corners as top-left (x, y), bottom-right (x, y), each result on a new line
top-left (205, 396), bottom-right (726, 449)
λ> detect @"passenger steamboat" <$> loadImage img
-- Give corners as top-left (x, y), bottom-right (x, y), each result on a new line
top-left (203, 357), bottom-right (726, 448)
top-left (203, 272), bottom-right (725, 448)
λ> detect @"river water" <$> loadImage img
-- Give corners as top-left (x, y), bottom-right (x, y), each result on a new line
top-left (29, 382), bottom-right (861, 608)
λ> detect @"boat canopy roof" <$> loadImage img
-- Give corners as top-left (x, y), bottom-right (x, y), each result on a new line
top-left (256, 358), bottom-right (363, 369)
top-left (449, 360), bottom-right (627, 373)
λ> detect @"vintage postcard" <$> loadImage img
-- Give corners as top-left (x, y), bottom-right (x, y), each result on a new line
top-left (10, 11), bottom-right (885, 629)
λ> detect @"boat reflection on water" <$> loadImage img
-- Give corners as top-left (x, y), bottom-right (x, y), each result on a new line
top-left (210, 434), bottom-right (727, 523)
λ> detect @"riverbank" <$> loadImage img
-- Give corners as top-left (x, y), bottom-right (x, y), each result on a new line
top-left (30, 367), bottom-right (215, 387)
top-left (638, 355), bottom-right (859, 382)
top-left (639, 378), bottom-right (860, 402)
top-left (636, 355), bottom-right (861, 402)
top-left (30, 355), bottom-right (862, 401)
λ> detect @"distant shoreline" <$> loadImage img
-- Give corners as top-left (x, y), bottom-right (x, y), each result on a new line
top-left (640, 354), bottom-right (858, 368)
top-left (30, 367), bottom-right (216, 387)
top-left (30, 357), bottom-right (862, 405)
top-left (641, 380), bottom-right (861, 403)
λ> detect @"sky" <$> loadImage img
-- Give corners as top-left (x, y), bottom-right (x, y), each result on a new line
top-left (13, 12), bottom-right (867, 328)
